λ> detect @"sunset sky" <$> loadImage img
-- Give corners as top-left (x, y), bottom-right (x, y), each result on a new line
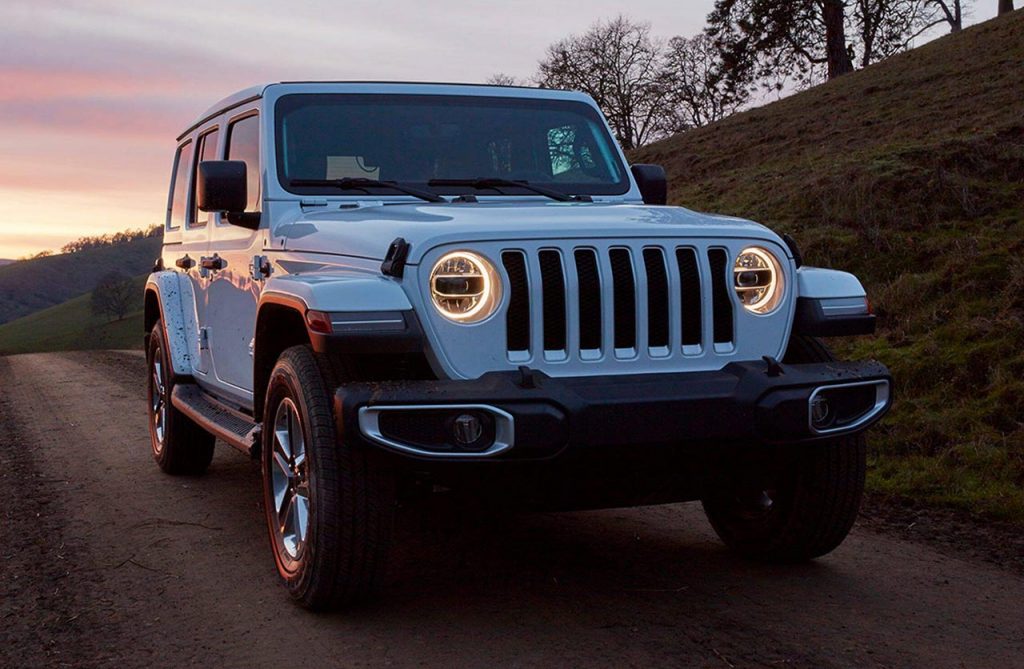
top-left (0, 0), bottom-right (974, 259)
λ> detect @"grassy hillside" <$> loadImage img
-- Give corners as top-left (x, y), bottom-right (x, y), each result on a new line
top-left (0, 276), bottom-right (146, 355)
top-left (0, 235), bottom-right (161, 325)
top-left (635, 11), bottom-right (1024, 520)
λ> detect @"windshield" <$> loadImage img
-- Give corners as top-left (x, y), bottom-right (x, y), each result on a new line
top-left (275, 93), bottom-right (630, 197)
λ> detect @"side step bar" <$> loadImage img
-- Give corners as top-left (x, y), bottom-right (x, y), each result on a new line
top-left (171, 384), bottom-right (261, 457)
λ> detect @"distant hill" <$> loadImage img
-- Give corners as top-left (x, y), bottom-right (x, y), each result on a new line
top-left (0, 259), bottom-right (13, 267)
top-left (0, 275), bottom-right (146, 355)
top-left (0, 234), bottom-right (161, 325)
top-left (634, 11), bottom-right (1024, 519)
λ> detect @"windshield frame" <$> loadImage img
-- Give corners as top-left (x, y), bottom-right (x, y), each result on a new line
top-left (273, 92), bottom-right (632, 199)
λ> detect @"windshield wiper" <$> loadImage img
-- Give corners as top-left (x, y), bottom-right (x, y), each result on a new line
top-left (428, 178), bottom-right (591, 202)
top-left (289, 178), bottom-right (445, 203)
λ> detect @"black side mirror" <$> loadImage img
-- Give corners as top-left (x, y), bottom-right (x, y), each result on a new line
top-left (630, 164), bottom-right (668, 205)
top-left (197, 161), bottom-right (247, 213)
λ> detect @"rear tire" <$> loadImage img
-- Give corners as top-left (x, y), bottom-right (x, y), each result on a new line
top-left (701, 336), bottom-right (866, 561)
top-left (146, 320), bottom-right (215, 475)
top-left (261, 345), bottom-right (395, 610)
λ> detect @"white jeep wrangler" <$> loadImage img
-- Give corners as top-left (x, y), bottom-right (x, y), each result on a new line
top-left (145, 82), bottom-right (891, 609)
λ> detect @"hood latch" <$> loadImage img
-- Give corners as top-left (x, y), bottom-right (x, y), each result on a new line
top-left (381, 237), bottom-right (411, 278)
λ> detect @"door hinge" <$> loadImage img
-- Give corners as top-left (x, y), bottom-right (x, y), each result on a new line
top-left (251, 255), bottom-right (272, 281)
top-left (199, 327), bottom-right (210, 350)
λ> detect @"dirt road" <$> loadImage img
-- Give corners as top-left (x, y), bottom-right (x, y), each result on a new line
top-left (1, 351), bottom-right (1021, 669)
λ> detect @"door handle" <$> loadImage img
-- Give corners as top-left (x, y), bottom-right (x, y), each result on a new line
top-left (175, 255), bottom-right (195, 270)
top-left (200, 255), bottom-right (226, 271)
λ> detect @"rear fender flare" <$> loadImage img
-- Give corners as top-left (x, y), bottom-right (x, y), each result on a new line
top-left (145, 272), bottom-right (200, 378)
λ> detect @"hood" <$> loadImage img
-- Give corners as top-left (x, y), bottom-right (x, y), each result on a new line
top-left (274, 200), bottom-right (785, 265)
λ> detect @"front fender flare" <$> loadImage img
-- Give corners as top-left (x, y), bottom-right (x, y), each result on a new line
top-left (259, 272), bottom-right (414, 313)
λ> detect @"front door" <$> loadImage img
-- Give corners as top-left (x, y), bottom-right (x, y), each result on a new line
top-left (205, 110), bottom-right (264, 407)
top-left (186, 126), bottom-right (220, 376)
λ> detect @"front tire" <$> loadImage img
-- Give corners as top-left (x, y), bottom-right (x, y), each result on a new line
top-left (146, 320), bottom-right (215, 475)
top-left (701, 336), bottom-right (867, 561)
top-left (261, 346), bottom-right (395, 609)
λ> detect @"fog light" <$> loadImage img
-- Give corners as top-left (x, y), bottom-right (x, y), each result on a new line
top-left (452, 413), bottom-right (484, 445)
top-left (810, 395), bottom-right (833, 430)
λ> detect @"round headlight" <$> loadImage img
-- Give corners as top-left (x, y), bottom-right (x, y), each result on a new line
top-left (734, 247), bottom-right (784, 314)
top-left (429, 251), bottom-right (502, 323)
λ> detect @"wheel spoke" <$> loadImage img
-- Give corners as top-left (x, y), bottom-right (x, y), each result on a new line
top-left (281, 493), bottom-right (300, 557)
top-left (293, 492), bottom-right (309, 546)
top-left (274, 427), bottom-right (291, 460)
top-left (292, 423), bottom-right (306, 469)
top-left (272, 459), bottom-right (290, 513)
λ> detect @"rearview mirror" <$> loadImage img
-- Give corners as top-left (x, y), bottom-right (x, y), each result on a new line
top-left (197, 160), bottom-right (247, 214)
top-left (630, 164), bottom-right (668, 206)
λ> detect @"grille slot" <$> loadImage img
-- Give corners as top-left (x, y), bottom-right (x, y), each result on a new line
top-left (501, 251), bottom-right (530, 353)
top-left (574, 249), bottom-right (602, 351)
top-left (538, 250), bottom-right (567, 352)
top-left (642, 248), bottom-right (669, 349)
top-left (676, 248), bottom-right (702, 349)
top-left (609, 248), bottom-right (637, 351)
top-left (708, 248), bottom-right (734, 345)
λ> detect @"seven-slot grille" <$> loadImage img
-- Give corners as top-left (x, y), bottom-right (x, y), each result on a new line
top-left (500, 244), bottom-right (736, 363)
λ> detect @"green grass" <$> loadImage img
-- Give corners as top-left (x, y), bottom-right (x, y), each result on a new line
top-left (0, 276), bottom-right (146, 355)
top-left (634, 11), bottom-right (1024, 521)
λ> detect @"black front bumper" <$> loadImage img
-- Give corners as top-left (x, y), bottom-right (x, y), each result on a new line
top-left (334, 358), bottom-right (892, 463)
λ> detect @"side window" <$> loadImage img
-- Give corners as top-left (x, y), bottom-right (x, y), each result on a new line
top-left (226, 115), bottom-right (261, 212)
top-left (167, 141), bottom-right (194, 230)
top-left (190, 128), bottom-right (220, 227)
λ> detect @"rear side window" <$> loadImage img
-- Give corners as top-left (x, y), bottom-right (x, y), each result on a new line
top-left (226, 115), bottom-right (261, 212)
top-left (190, 129), bottom-right (220, 227)
top-left (167, 141), bottom-right (194, 230)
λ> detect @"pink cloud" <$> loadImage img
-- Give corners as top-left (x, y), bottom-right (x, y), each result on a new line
top-left (0, 67), bottom-right (184, 103)
top-left (0, 96), bottom-right (194, 138)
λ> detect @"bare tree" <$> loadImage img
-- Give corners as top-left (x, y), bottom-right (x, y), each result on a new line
top-left (999, 0), bottom-right (1014, 15)
top-left (707, 0), bottom-right (855, 92)
top-left (822, 0), bottom-right (856, 77)
top-left (708, 0), bottom-right (963, 93)
top-left (91, 271), bottom-right (135, 322)
top-left (662, 34), bottom-right (749, 130)
top-left (927, 0), bottom-right (967, 29)
top-left (537, 16), bottom-right (671, 149)
top-left (486, 73), bottom-right (524, 87)
top-left (854, 0), bottom-right (940, 66)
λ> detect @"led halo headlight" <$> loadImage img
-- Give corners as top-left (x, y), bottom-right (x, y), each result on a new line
top-left (429, 251), bottom-right (502, 323)
top-left (734, 246), bottom-right (785, 314)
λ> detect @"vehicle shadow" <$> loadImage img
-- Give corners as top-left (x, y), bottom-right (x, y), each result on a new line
top-left (350, 493), bottom-right (854, 665)
top-left (199, 447), bottom-right (943, 668)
